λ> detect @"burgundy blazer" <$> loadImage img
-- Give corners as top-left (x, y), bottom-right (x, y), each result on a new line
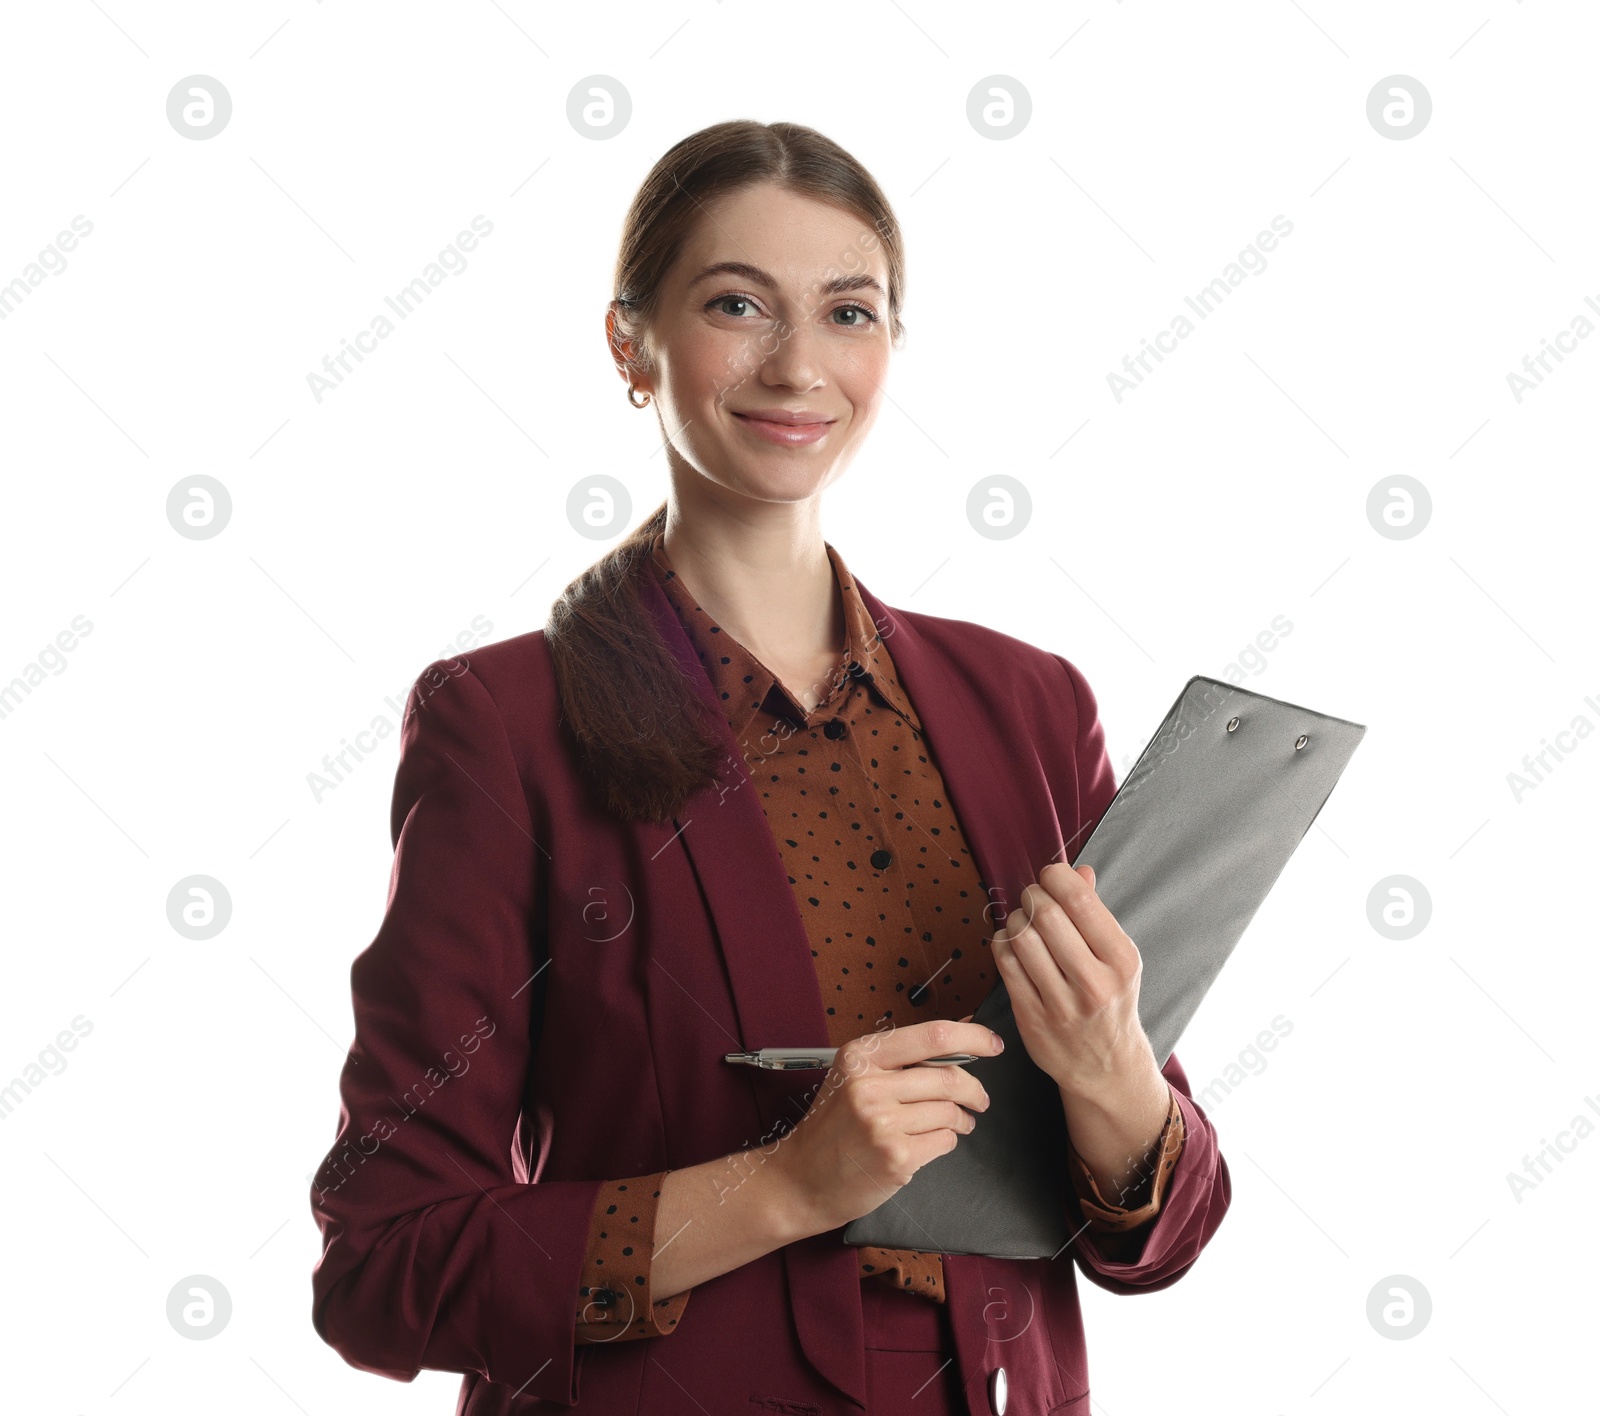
top-left (309, 562), bottom-right (1232, 1414)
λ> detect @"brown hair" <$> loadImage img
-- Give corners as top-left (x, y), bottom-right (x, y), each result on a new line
top-left (545, 120), bottom-right (907, 824)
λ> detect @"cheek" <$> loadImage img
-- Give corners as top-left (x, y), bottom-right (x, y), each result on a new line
top-left (657, 327), bottom-right (752, 406)
top-left (835, 346), bottom-right (891, 412)
top-left (698, 326), bottom-right (778, 395)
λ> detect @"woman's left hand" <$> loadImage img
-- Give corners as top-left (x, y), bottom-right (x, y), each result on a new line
top-left (990, 861), bottom-right (1160, 1100)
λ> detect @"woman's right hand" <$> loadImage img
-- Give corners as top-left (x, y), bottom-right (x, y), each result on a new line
top-left (771, 1017), bottom-right (1004, 1235)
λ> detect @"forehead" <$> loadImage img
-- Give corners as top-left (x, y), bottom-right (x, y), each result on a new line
top-left (673, 182), bottom-right (889, 290)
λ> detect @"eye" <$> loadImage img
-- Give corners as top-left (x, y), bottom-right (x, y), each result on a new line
top-left (832, 303), bottom-right (880, 327)
top-left (708, 294), bottom-right (762, 318)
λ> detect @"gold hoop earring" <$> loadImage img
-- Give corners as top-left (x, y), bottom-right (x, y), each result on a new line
top-left (627, 383), bottom-right (652, 408)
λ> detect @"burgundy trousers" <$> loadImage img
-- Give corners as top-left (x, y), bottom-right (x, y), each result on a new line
top-left (861, 1279), bottom-right (966, 1415)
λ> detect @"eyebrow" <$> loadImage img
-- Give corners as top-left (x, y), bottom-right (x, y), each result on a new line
top-left (688, 260), bottom-right (885, 299)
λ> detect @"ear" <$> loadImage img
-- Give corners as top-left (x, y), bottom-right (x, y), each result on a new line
top-left (605, 303), bottom-right (648, 389)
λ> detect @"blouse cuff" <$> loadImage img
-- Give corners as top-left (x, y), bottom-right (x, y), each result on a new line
top-left (1066, 1087), bottom-right (1185, 1233)
top-left (575, 1171), bottom-right (691, 1343)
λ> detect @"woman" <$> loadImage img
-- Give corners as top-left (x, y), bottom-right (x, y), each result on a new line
top-left (310, 120), bottom-right (1230, 1415)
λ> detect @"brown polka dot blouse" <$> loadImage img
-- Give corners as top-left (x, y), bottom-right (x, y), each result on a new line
top-left (573, 531), bottom-right (1185, 1343)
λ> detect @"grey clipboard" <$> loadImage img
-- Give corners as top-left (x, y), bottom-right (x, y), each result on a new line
top-left (842, 675), bottom-right (1366, 1258)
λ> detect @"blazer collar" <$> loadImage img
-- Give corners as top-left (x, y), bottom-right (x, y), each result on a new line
top-left (638, 550), bottom-right (1040, 1410)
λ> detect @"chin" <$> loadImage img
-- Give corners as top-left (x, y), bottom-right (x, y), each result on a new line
top-left (701, 452), bottom-right (840, 503)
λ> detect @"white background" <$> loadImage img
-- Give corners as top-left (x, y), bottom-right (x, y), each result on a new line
top-left (2, 1), bottom-right (1595, 1412)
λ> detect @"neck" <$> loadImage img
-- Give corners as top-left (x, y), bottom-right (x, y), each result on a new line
top-left (661, 474), bottom-right (844, 684)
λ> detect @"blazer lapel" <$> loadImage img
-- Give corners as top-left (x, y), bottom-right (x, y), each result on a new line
top-left (850, 578), bottom-right (1054, 1405)
top-left (640, 565), bottom-right (871, 1407)
top-left (637, 563), bottom-right (1049, 1409)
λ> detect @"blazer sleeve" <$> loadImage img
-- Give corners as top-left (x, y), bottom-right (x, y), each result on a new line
top-left (1051, 654), bottom-right (1233, 1292)
top-left (1053, 651), bottom-right (1119, 862)
top-left (1065, 1051), bottom-right (1231, 1292)
top-left (309, 659), bottom-right (603, 1403)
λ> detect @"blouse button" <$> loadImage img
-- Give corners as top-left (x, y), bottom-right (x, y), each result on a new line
top-left (870, 849), bottom-right (892, 869)
top-left (824, 718), bottom-right (848, 739)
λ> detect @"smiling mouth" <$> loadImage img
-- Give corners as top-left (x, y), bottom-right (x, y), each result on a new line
top-left (728, 411), bottom-right (837, 446)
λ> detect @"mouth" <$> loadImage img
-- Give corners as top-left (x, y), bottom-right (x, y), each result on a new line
top-left (730, 409), bottom-right (837, 446)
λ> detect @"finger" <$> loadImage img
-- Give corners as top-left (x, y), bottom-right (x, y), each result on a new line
top-left (848, 1018), bottom-right (1003, 1072)
top-left (1016, 891), bottom-right (1139, 1025)
top-left (876, 1063), bottom-right (989, 1111)
top-left (895, 1098), bottom-right (981, 1138)
top-left (1004, 894), bottom-right (1094, 1011)
top-left (990, 925), bottom-right (1045, 1016)
top-left (1009, 880), bottom-right (1094, 974)
top-left (1039, 861), bottom-right (1134, 967)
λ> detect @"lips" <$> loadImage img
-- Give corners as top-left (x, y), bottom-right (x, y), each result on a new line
top-left (732, 410), bottom-right (834, 426)
top-left (730, 409), bottom-right (836, 446)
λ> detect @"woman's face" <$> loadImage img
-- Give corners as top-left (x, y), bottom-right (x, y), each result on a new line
top-left (619, 181), bottom-right (894, 506)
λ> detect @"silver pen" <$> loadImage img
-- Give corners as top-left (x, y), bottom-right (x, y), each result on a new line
top-left (724, 1046), bottom-right (982, 1071)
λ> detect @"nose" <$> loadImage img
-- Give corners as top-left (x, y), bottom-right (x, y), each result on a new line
top-left (757, 317), bottom-right (825, 393)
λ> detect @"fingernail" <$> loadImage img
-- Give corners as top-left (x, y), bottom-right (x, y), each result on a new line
top-left (991, 1032), bottom-right (1005, 1052)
